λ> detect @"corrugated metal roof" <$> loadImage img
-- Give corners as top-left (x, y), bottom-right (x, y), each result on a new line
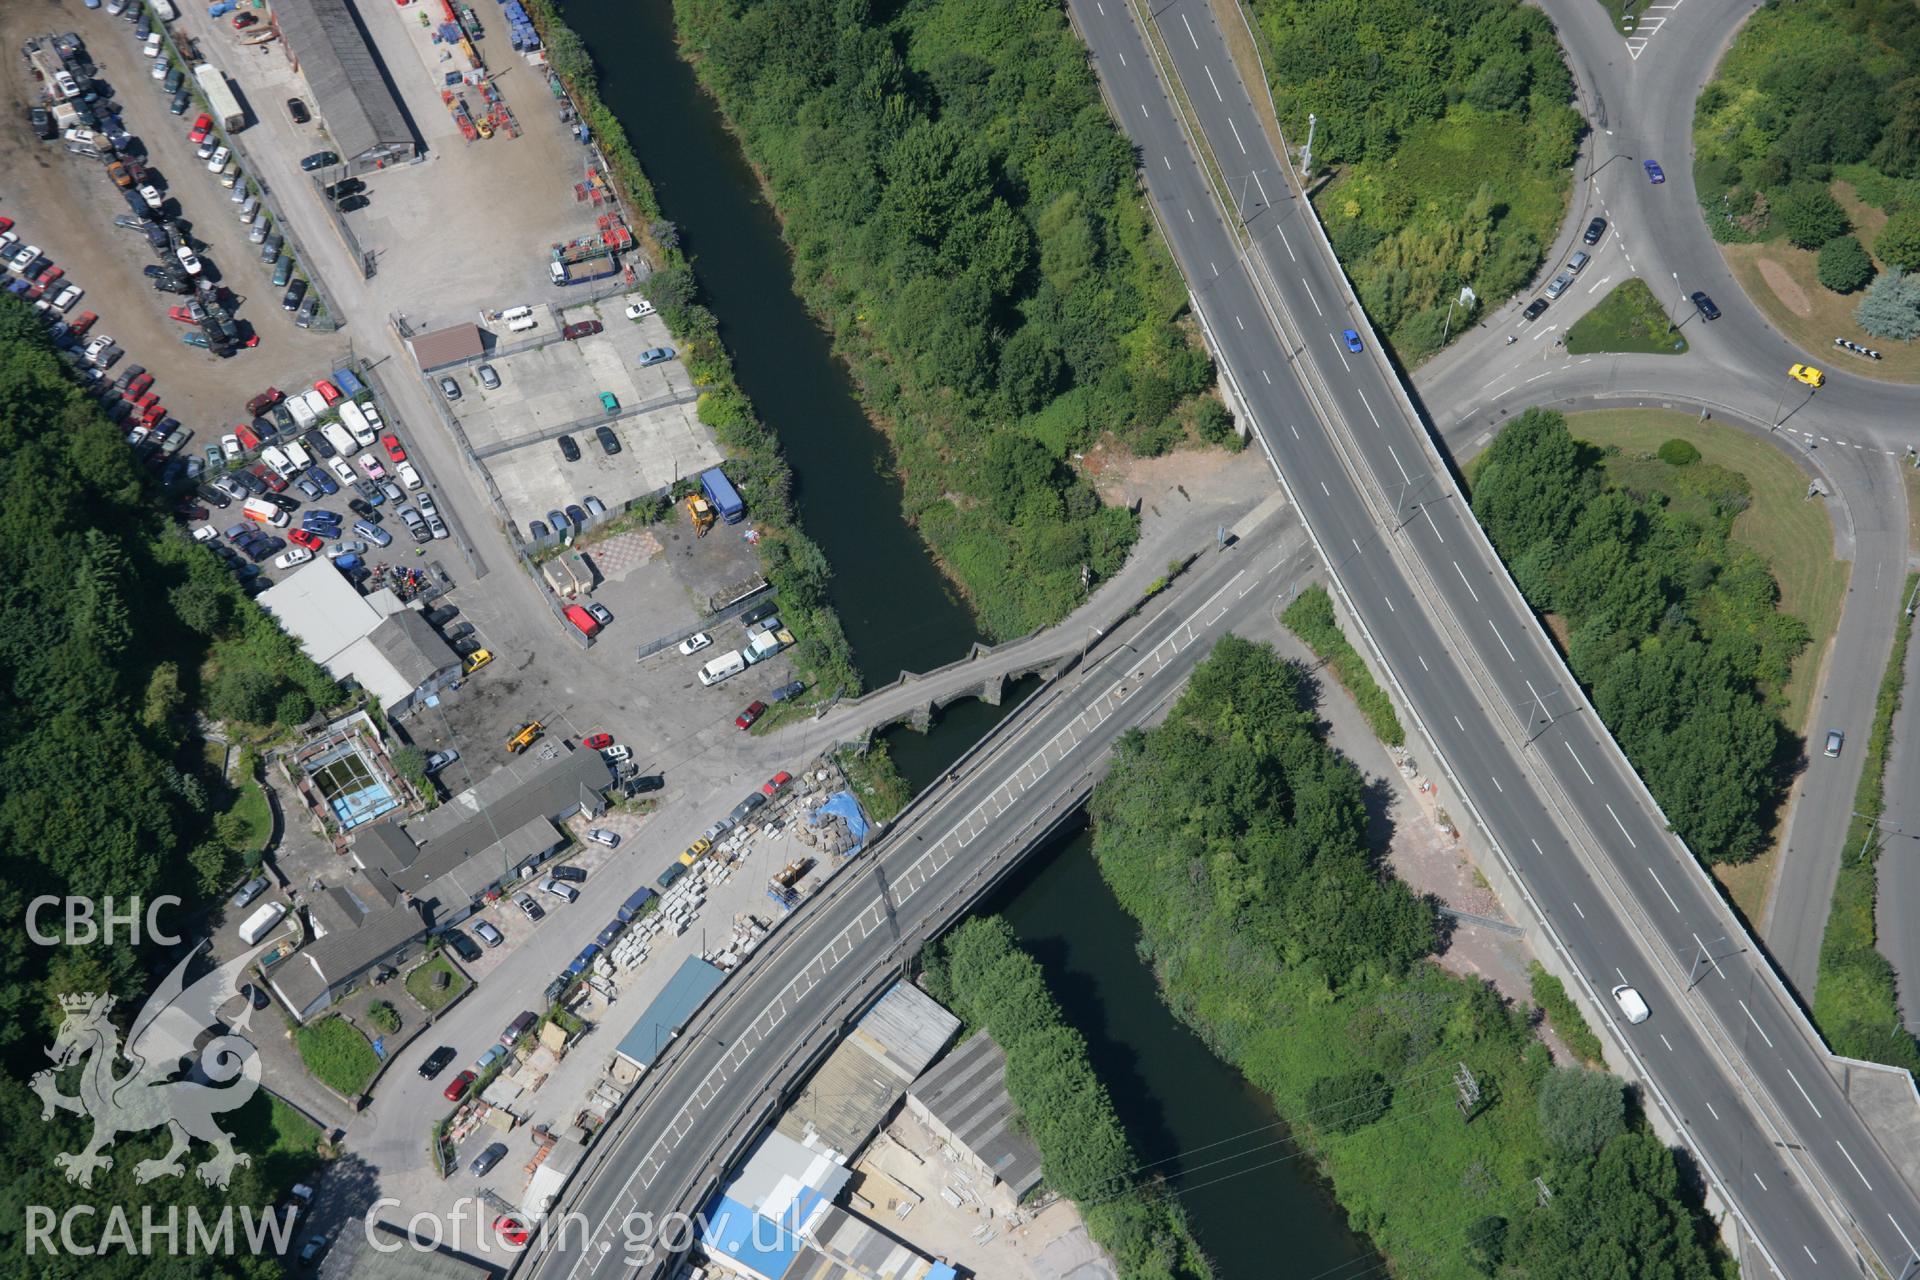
top-left (907, 1032), bottom-right (1044, 1197)
top-left (615, 957), bottom-right (726, 1069)
top-left (276, 0), bottom-right (416, 164)
top-left (777, 982), bottom-right (959, 1157)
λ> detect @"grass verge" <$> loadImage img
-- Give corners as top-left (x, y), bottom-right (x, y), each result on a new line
top-left (404, 955), bottom-right (469, 1014)
top-left (835, 742), bottom-right (911, 824)
top-left (1564, 278), bottom-right (1689, 355)
top-left (1282, 584), bottom-right (1406, 746)
top-left (1812, 574), bottom-right (1920, 1075)
top-left (294, 1015), bottom-right (380, 1098)
top-left (1528, 961), bottom-right (1605, 1066)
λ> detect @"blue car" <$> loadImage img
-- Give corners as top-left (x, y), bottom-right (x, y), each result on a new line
top-left (564, 504), bottom-right (588, 529)
top-left (637, 346), bottom-right (676, 367)
top-left (1644, 159), bottom-right (1665, 184)
top-left (310, 467), bottom-right (339, 495)
top-left (1341, 328), bottom-right (1363, 353)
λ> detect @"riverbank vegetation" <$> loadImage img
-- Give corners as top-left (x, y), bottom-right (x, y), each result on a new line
top-left (671, 0), bottom-right (1220, 639)
top-left (1470, 408), bottom-right (1808, 865)
top-left (1249, 0), bottom-right (1580, 362)
top-left (1815, 575), bottom-right (1920, 1075)
top-left (1281, 584), bottom-right (1405, 746)
top-left (527, 0), bottom-right (861, 696)
top-left (922, 918), bottom-right (1213, 1280)
top-left (0, 297), bottom-right (338, 1269)
top-left (1087, 636), bottom-right (1730, 1277)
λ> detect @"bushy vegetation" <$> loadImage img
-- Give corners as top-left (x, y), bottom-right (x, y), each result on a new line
top-left (1563, 278), bottom-right (1687, 355)
top-left (1856, 267), bottom-right (1920, 338)
top-left (1528, 962), bottom-right (1605, 1066)
top-left (673, 0), bottom-right (1220, 638)
top-left (523, 0), bottom-right (861, 695)
top-left (1281, 584), bottom-right (1405, 746)
top-left (1694, 0), bottom-right (1920, 245)
top-left (1815, 575), bottom-right (1920, 1075)
top-left (1252, 0), bottom-right (1579, 361)
top-left (922, 918), bottom-right (1213, 1280)
top-left (1818, 234), bottom-right (1876, 292)
top-left (834, 742), bottom-right (911, 824)
top-left (1087, 637), bottom-right (1729, 1278)
top-left (0, 298), bottom-right (346, 1270)
top-left (295, 1016), bottom-right (379, 1097)
top-left (1470, 409), bottom-right (1806, 864)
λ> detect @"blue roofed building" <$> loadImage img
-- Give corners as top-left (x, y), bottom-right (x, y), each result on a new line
top-left (699, 1131), bottom-right (957, 1280)
top-left (614, 956), bottom-right (727, 1072)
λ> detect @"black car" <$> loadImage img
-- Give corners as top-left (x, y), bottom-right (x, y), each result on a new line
top-left (418, 1045), bottom-right (457, 1079)
top-left (240, 983), bottom-right (270, 1011)
top-left (198, 485), bottom-right (232, 508)
top-left (287, 97), bottom-right (310, 124)
top-left (452, 636), bottom-right (484, 657)
top-left (29, 105), bottom-right (54, 139)
top-left (264, 493), bottom-right (301, 513)
top-left (543, 976), bottom-right (570, 1006)
top-left (595, 425), bottom-right (621, 456)
top-left (557, 434), bottom-right (581, 463)
top-left (326, 178), bottom-right (365, 201)
top-left (470, 1142), bottom-right (509, 1176)
top-left (338, 195), bottom-right (370, 214)
top-left (424, 605), bottom-right (459, 628)
top-left (348, 498), bottom-right (379, 521)
top-left (1690, 291), bottom-right (1720, 321)
top-left (1582, 217), bottom-right (1607, 246)
top-left (299, 150), bottom-right (339, 171)
top-left (445, 930), bottom-right (482, 962)
top-left (271, 403), bottom-right (297, 435)
top-left (170, 87), bottom-right (190, 115)
top-left (550, 865), bottom-right (588, 883)
top-left (281, 278), bottom-right (307, 311)
top-left (1522, 298), bottom-right (1550, 321)
top-left (303, 427), bottom-right (336, 458)
top-left (624, 775), bottom-right (664, 796)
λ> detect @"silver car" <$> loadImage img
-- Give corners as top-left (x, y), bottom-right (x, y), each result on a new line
top-left (1543, 271), bottom-right (1574, 300)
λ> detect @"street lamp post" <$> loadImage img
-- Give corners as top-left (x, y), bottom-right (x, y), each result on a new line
top-left (1301, 113), bottom-right (1316, 178)
top-left (1669, 271), bottom-right (1684, 333)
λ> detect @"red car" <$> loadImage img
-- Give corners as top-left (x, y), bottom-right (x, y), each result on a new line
top-left (288, 528), bottom-right (322, 549)
top-left (442, 1070), bottom-right (477, 1102)
top-left (175, 502), bottom-right (209, 521)
top-left (35, 265), bottom-right (63, 286)
top-left (564, 604), bottom-right (600, 637)
top-left (0, 217), bottom-right (11, 233)
top-left (140, 403), bottom-right (167, 427)
top-left (252, 465), bottom-right (287, 493)
top-left (561, 320), bottom-right (602, 341)
top-left (188, 113), bottom-right (213, 145)
top-left (125, 372), bottom-right (154, 398)
top-left (245, 387), bottom-right (283, 415)
top-left (582, 733), bottom-right (613, 750)
top-left (133, 391), bottom-right (160, 414)
top-left (68, 310), bottom-right (97, 337)
top-left (232, 10), bottom-right (258, 27)
top-left (235, 422), bottom-right (261, 450)
top-left (761, 770), bottom-right (792, 796)
top-left (381, 433), bottom-right (406, 462)
top-left (735, 701), bottom-right (767, 730)
top-left (493, 1216), bottom-right (530, 1247)
top-left (168, 304), bottom-right (198, 324)
top-left (313, 378), bottom-right (341, 404)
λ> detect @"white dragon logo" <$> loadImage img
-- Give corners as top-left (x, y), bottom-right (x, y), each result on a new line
top-left (32, 943), bottom-right (265, 1188)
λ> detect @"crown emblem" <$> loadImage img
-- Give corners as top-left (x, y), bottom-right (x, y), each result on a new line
top-left (59, 992), bottom-right (106, 1013)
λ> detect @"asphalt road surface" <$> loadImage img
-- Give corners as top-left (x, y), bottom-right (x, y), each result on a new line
top-left (1068, 0), bottom-right (1920, 1273)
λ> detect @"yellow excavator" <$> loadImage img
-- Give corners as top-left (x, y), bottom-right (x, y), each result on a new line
top-left (685, 493), bottom-right (716, 537)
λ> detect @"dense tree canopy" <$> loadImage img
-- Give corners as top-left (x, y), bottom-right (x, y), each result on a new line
top-left (675, 0), bottom-right (1216, 637)
top-left (0, 298), bottom-right (334, 1271)
top-left (1471, 409), bottom-right (1805, 864)
top-left (1254, 0), bottom-right (1580, 360)
top-left (1084, 637), bottom-right (1729, 1277)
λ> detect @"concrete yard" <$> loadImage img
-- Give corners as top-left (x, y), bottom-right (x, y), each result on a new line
top-left (440, 297), bottom-right (713, 534)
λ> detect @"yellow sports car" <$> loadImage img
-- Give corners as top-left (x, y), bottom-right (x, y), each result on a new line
top-left (1789, 363), bottom-right (1825, 387)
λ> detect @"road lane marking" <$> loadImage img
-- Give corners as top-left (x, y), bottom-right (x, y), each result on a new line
top-left (1754, 1172), bottom-right (1768, 1191)
top-left (1331, 334), bottom-right (1350, 370)
top-left (1235, 315), bottom-right (1244, 330)
top-left (1253, 172), bottom-right (1270, 206)
top-left (1565, 742), bottom-right (1595, 784)
top-left (1302, 281), bottom-right (1322, 315)
top-left (1836, 1141), bottom-right (1872, 1190)
top-left (1803, 1246), bottom-right (1817, 1265)
top-left (1692, 933), bottom-right (1727, 981)
top-left (1204, 64), bottom-right (1222, 101)
top-left (1604, 803), bottom-right (1637, 847)
top-left (1648, 868), bottom-right (1679, 912)
top-left (1785, 1068), bottom-right (1822, 1118)
top-left (1660, 1034), bottom-right (1674, 1051)
top-left (1278, 225), bottom-right (1295, 261)
top-left (1451, 560), bottom-right (1480, 602)
top-left (1384, 596), bottom-right (1396, 613)
top-left (1453, 715), bottom-right (1465, 731)
top-left (1261, 369), bottom-right (1270, 383)
top-left (1387, 444), bottom-right (1410, 482)
top-left (1228, 116), bottom-right (1246, 154)
top-left (1358, 389), bottom-right (1383, 429)
top-left (1185, 208), bottom-right (1194, 222)
top-left (1418, 654), bottom-right (1429, 670)
top-left (1488, 622), bottom-right (1516, 662)
top-left (1890, 1216), bottom-right (1917, 1257)
top-left (1490, 775), bottom-right (1502, 792)
top-left (1288, 423), bottom-right (1299, 439)
top-left (1141, 103), bottom-right (1151, 120)
top-left (1572, 900), bottom-right (1586, 919)
top-left (1737, 999), bottom-right (1775, 1048)
top-left (1118, 49), bottom-right (1126, 66)
top-left (1181, 12), bottom-right (1199, 46)
top-left (1705, 1100), bottom-right (1720, 1120)
top-left (1530, 838), bottom-right (1545, 856)
top-left (1320, 482), bottom-right (1330, 495)
top-left (1424, 507), bottom-right (1446, 543)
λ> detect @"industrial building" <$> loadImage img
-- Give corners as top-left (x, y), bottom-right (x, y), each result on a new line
top-left (615, 956), bottom-right (728, 1072)
top-left (778, 981), bottom-right (960, 1158)
top-left (276, 0), bottom-right (418, 171)
top-left (699, 1131), bottom-right (959, 1280)
top-left (905, 1032), bottom-right (1045, 1201)
top-left (257, 563), bottom-right (460, 717)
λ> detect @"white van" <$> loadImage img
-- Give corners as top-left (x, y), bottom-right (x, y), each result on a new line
top-left (322, 422), bottom-right (358, 457)
top-left (298, 388), bottom-right (329, 422)
top-left (502, 305), bottom-right (537, 333)
top-left (338, 399), bottom-right (375, 447)
top-left (698, 649), bottom-right (747, 686)
top-left (237, 901), bottom-right (286, 945)
top-left (281, 439), bottom-right (312, 470)
top-left (259, 445), bottom-right (294, 478)
top-left (287, 394), bottom-right (318, 429)
top-left (242, 497), bottom-right (289, 527)
top-left (1611, 984), bottom-right (1651, 1025)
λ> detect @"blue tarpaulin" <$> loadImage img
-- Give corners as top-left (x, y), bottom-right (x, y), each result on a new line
top-left (808, 790), bottom-right (870, 852)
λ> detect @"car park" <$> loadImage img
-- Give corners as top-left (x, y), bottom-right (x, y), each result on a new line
top-left (637, 346), bottom-right (675, 366)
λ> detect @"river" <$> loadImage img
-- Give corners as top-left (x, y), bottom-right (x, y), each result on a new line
top-left (557, 4), bottom-right (1374, 1270)
top-left (558, 0), bottom-right (981, 688)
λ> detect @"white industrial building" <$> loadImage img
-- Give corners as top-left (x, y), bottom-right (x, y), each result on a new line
top-left (257, 561), bottom-right (459, 716)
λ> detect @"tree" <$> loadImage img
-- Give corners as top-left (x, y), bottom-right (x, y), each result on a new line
top-left (1304, 1070), bottom-right (1390, 1135)
top-left (1817, 235), bottom-right (1874, 293)
top-left (1855, 268), bottom-right (1920, 340)
top-left (1537, 1066), bottom-right (1626, 1156)
top-left (1876, 209), bottom-right (1920, 273)
top-left (1773, 182), bottom-right (1848, 249)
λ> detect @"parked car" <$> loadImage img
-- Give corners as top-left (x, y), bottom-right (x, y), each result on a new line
top-left (438, 376), bottom-right (460, 400)
top-left (230, 876), bottom-right (270, 909)
top-left (442, 1070), bottom-right (477, 1102)
top-left (556, 434), bottom-right (580, 462)
top-left (561, 319), bottom-right (601, 340)
top-left (1543, 271), bottom-right (1574, 300)
top-left (582, 732), bottom-right (613, 750)
top-left (477, 364), bottom-right (499, 389)
top-left (418, 1046), bottom-right (456, 1079)
top-left (586, 828), bottom-right (619, 847)
top-left (281, 278), bottom-right (308, 311)
top-left (735, 700), bottom-right (767, 730)
top-left (515, 894), bottom-right (544, 922)
top-left (425, 749), bottom-right (460, 773)
top-left (300, 150), bottom-right (339, 171)
top-left (1522, 298), bottom-right (1549, 322)
top-left (550, 864), bottom-right (588, 883)
top-left (595, 425), bottom-right (621, 455)
top-left (1582, 217), bottom-right (1607, 245)
top-left (1690, 291), bottom-right (1720, 321)
top-left (470, 1142), bottom-right (509, 1176)
top-left (678, 632), bottom-right (712, 655)
top-left (446, 930), bottom-right (483, 961)
top-left (637, 346), bottom-right (675, 366)
top-left (287, 97), bottom-right (310, 124)
top-left (541, 878), bottom-right (578, 904)
top-left (585, 601), bottom-right (612, 626)
top-left (471, 919), bottom-right (504, 947)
